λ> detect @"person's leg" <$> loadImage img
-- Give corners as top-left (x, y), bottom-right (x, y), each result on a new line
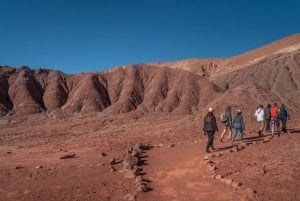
top-left (220, 126), bottom-right (226, 142)
top-left (232, 128), bottom-right (237, 143)
top-left (240, 128), bottom-right (244, 143)
top-left (258, 121), bottom-right (265, 136)
top-left (266, 119), bottom-right (271, 132)
top-left (206, 132), bottom-right (214, 152)
top-left (281, 119), bottom-right (287, 133)
top-left (228, 126), bottom-right (232, 139)
top-left (211, 134), bottom-right (216, 150)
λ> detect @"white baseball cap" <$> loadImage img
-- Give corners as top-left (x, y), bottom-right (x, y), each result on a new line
top-left (208, 107), bottom-right (214, 112)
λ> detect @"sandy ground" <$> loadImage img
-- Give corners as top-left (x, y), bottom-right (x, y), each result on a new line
top-left (0, 113), bottom-right (299, 201)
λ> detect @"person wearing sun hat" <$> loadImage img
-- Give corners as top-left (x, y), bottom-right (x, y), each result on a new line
top-left (203, 107), bottom-right (219, 153)
top-left (232, 109), bottom-right (245, 144)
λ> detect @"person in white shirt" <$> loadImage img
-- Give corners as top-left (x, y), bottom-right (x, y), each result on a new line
top-left (255, 104), bottom-right (265, 137)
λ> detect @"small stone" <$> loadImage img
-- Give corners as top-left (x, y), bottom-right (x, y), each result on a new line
top-left (246, 188), bottom-right (257, 199)
top-left (101, 152), bottom-right (107, 157)
top-left (215, 175), bottom-right (223, 180)
top-left (223, 178), bottom-right (233, 185)
top-left (15, 166), bottom-right (24, 169)
top-left (212, 152), bottom-right (221, 157)
top-left (231, 147), bottom-right (238, 152)
top-left (34, 165), bottom-right (43, 169)
top-left (59, 153), bottom-right (76, 159)
top-left (135, 175), bottom-right (143, 184)
top-left (109, 166), bottom-right (116, 172)
top-left (207, 164), bottom-right (216, 171)
top-left (109, 158), bottom-right (117, 165)
top-left (123, 194), bottom-right (136, 201)
top-left (167, 144), bottom-right (175, 148)
top-left (137, 183), bottom-right (149, 192)
top-left (158, 143), bottom-right (164, 147)
top-left (232, 181), bottom-right (242, 188)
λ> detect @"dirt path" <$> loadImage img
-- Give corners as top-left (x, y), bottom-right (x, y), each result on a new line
top-left (138, 141), bottom-right (244, 201)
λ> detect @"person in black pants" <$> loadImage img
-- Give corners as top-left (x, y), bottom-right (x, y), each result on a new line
top-left (264, 104), bottom-right (272, 132)
top-left (203, 107), bottom-right (219, 153)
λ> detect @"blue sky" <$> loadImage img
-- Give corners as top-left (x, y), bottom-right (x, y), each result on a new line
top-left (0, 0), bottom-right (300, 74)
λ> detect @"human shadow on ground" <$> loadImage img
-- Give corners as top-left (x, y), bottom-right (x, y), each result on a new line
top-left (288, 128), bottom-right (300, 133)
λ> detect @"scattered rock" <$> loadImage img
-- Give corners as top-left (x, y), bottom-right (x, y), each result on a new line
top-left (135, 175), bottom-right (143, 184)
top-left (223, 178), bottom-right (233, 185)
top-left (137, 183), bottom-right (149, 192)
top-left (245, 188), bottom-right (257, 199)
top-left (123, 153), bottom-right (138, 170)
top-left (109, 166), bottom-right (116, 172)
top-left (207, 164), bottom-right (216, 171)
top-left (34, 165), bottom-right (43, 169)
top-left (231, 146), bottom-right (238, 152)
top-left (15, 166), bottom-right (24, 169)
top-left (215, 175), bottom-right (223, 180)
top-left (109, 158), bottom-right (118, 165)
top-left (123, 194), bottom-right (136, 201)
top-left (212, 152), bottom-right (221, 157)
top-left (101, 152), bottom-right (107, 157)
top-left (237, 144), bottom-right (244, 151)
top-left (232, 181), bottom-right (242, 188)
top-left (59, 153), bottom-right (76, 159)
top-left (167, 144), bottom-right (175, 148)
top-left (261, 167), bottom-right (267, 175)
top-left (7, 151), bottom-right (13, 154)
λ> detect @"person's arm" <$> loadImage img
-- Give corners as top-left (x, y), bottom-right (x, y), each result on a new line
top-left (286, 108), bottom-right (290, 120)
top-left (213, 116), bottom-right (218, 132)
top-left (241, 116), bottom-right (245, 130)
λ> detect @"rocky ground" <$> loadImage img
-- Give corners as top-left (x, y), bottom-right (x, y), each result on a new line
top-left (0, 112), bottom-right (299, 201)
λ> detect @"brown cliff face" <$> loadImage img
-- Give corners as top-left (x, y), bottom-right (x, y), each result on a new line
top-left (0, 33), bottom-right (299, 117)
top-left (0, 65), bottom-right (220, 116)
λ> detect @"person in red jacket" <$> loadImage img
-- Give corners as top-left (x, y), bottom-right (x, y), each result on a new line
top-left (270, 103), bottom-right (280, 136)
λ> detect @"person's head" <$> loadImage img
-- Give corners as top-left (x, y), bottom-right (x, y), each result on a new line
top-left (273, 103), bottom-right (277, 107)
top-left (267, 104), bottom-right (271, 108)
top-left (226, 106), bottom-right (231, 112)
top-left (258, 104), bottom-right (263, 109)
top-left (204, 107), bottom-right (214, 122)
top-left (281, 103), bottom-right (285, 108)
top-left (237, 109), bottom-right (242, 115)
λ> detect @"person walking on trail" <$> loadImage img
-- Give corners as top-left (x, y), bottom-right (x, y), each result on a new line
top-left (279, 104), bottom-right (290, 133)
top-left (264, 104), bottom-right (272, 133)
top-left (220, 106), bottom-right (232, 143)
top-left (255, 104), bottom-right (265, 137)
top-left (232, 109), bottom-right (245, 145)
top-left (271, 103), bottom-right (280, 136)
top-left (203, 107), bottom-right (218, 153)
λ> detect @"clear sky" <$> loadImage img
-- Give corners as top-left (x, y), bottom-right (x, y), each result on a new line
top-left (0, 0), bottom-right (300, 74)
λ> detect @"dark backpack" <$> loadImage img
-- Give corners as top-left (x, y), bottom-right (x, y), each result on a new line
top-left (279, 108), bottom-right (288, 118)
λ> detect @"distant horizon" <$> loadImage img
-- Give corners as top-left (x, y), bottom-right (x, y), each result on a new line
top-left (1, 0), bottom-right (300, 74)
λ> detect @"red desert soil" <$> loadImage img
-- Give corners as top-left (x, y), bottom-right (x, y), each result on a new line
top-left (0, 113), bottom-right (299, 201)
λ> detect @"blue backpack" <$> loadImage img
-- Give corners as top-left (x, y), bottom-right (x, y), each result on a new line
top-left (233, 116), bottom-right (243, 129)
top-left (279, 108), bottom-right (288, 118)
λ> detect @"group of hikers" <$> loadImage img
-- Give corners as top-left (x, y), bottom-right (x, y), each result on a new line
top-left (202, 103), bottom-right (290, 153)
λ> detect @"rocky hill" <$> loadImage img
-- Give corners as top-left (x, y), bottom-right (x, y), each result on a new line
top-left (1, 33), bottom-right (300, 118)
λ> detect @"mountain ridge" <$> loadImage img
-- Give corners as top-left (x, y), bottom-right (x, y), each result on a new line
top-left (1, 33), bottom-right (300, 117)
